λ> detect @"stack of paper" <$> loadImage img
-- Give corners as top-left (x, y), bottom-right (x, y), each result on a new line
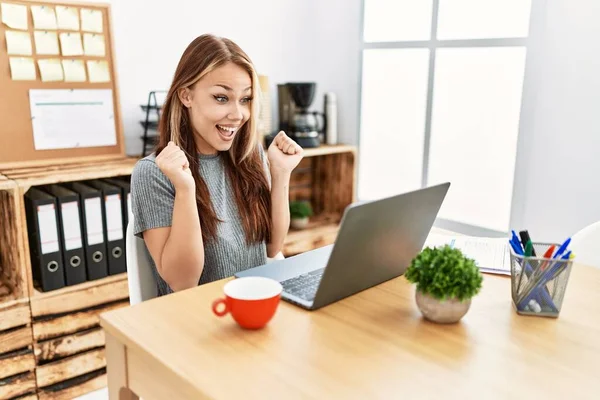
top-left (423, 233), bottom-right (511, 275)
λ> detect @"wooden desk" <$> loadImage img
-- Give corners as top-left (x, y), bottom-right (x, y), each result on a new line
top-left (100, 264), bottom-right (600, 399)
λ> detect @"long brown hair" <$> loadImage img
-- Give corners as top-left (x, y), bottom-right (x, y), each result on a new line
top-left (156, 34), bottom-right (271, 245)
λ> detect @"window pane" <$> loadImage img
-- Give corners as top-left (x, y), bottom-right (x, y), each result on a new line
top-left (363, 0), bottom-right (433, 42)
top-left (437, 0), bottom-right (532, 40)
top-left (427, 47), bottom-right (526, 231)
top-left (359, 49), bottom-right (430, 201)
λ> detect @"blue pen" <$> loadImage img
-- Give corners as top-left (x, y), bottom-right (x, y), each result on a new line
top-left (547, 250), bottom-right (572, 281)
top-left (509, 239), bottom-right (523, 255)
top-left (553, 237), bottom-right (571, 259)
top-left (511, 231), bottom-right (524, 253)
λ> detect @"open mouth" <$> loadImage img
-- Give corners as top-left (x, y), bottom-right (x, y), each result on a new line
top-left (216, 124), bottom-right (238, 141)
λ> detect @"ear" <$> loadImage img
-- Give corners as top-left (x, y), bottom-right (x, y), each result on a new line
top-left (178, 87), bottom-right (192, 108)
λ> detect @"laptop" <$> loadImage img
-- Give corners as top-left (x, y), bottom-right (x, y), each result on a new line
top-left (235, 182), bottom-right (450, 310)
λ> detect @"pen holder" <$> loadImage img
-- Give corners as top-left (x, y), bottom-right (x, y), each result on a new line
top-left (510, 243), bottom-right (574, 317)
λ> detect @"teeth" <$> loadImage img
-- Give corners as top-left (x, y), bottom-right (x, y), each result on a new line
top-left (217, 125), bottom-right (238, 133)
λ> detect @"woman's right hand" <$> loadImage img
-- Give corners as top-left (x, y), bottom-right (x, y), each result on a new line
top-left (156, 141), bottom-right (195, 191)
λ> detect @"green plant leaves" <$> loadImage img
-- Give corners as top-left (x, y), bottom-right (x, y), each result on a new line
top-left (289, 200), bottom-right (313, 219)
top-left (405, 245), bottom-right (483, 302)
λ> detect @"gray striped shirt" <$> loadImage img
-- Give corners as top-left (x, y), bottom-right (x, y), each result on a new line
top-left (131, 149), bottom-right (269, 296)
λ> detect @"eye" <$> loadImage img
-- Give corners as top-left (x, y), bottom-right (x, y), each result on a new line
top-left (213, 95), bottom-right (228, 103)
top-left (240, 97), bottom-right (253, 104)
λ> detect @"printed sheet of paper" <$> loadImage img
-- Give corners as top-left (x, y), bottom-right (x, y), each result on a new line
top-left (80, 8), bottom-right (103, 33)
top-left (34, 30), bottom-right (60, 55)
top-left (84, 198), bottom-right (103, 245)
top-left (56, 5), bottom-right (79, 30)
top-left (105, 194), bottom-right (123, 241)
top-left (87, 60), bottom-right (110, 82)
top-left (9, 57), bottom-right (36, 80)
top-left (5, 30), bottom-right (32, 55)
top-left (37, 204), bottom-right (60, 254)
top-left (423, 233), bottom-right (511, 275)
top-left (59, 32), bottom-right (83, 56)
top-left (62, 59), bottom-right (86, 82)
top-left (38, 59), bottom-right (63, 82)
top-left (83, 33), bottom-right (105, 56)
top-left (31, 5), bottom-right (58, 30)
top-left (29, 89), bottom-right (117, 150)
top-left (60, 201), bottom-right (82, 250)
top-left (1, 3), bottom-right (28, 30)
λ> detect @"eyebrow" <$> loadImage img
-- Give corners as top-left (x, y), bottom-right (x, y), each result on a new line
top-left (214, 84), bottom-right (252, 92)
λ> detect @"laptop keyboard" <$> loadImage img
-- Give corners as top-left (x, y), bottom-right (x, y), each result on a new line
top-left (280, 268), bottom-right (325, 302)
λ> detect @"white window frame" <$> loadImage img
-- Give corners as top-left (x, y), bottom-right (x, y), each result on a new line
top-left (357, 0), bottom-right (544, 236)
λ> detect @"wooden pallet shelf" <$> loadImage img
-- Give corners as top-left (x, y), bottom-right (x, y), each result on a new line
top-left (0, 183), bottom-right (31, 305)
top-left (0, 299), bottom-right (35, 399)
top-left (34, 327), bottom-right (105, 365)
top-left (37, 368), bottom-right (107, 400)
top-left (0, 371), bottom-right (37, 400)
top-left (36, 348), bottom-right (106, 388)
top-left (5, 157), bottom-right (136, 312)
top-left (1, 158), bottom-right (133, 399)
top-left (0, 178), bottom-right (36, 399)
top-left (30, 273), bottom-right (129, 319)
top-left (283, 145), bottom-right (356, 256)
top-left (0, 348), bottom-right (36, 381)
top-left (0, 1), bottom-right (131, 396)
top-left (32, 301), bottom-right (128, 342)
top-left (0, 299), bottom-right (31, 332)
top-left (301, 144), bottom-right (357, 158)
top-left (0, 284), bottom-right (15, 304)
top-left (2, 157), bottom-right (138, 191)
top-left (30, 275), bottom-right (128, 398)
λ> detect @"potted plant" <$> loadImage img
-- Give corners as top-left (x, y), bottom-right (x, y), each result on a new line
top-left (289, 200), bottom-right (313, 229)
top-left (405, 245), bottom-right (483, 324)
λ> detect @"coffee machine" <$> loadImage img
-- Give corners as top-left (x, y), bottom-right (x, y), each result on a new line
top-left (277, 82), bottom-right (325, 148)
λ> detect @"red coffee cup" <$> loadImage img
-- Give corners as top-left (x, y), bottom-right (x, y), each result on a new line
top-left (212, 277), bottom-right (282, 329)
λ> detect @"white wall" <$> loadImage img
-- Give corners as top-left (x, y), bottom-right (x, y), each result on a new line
top-left (104, 0), bottom-right (600, 244)
top-left (512, 0), bottom-right (600, 242)
top-left (101, 0), bottom-right (361, 155)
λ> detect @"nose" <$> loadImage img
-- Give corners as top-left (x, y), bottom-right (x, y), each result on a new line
top-left (227, 103), bottom-right (243, 121)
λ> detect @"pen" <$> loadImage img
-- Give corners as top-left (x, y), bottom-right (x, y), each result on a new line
top-left (547, 251), bottom-right (573, 281)
top-left (524, 240), bottom-right (534, 258)
top-left (523, 239), bottom-right (539, 277)
top-left (553, 237), bottom-right (571, 259)
top-left (540, 245), bottom-right (556, 271)
top-left (511, 231), bottom-right (524, 253)
top-left (509, 239), bottom-right (523, 256)
top-left (519, 231), bottom-right (536, 256)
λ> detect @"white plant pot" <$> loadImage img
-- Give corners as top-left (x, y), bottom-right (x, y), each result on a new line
top-left (415, 290), bottom-right (471, 324)
top-left (290, 217), bottom-right (309, 229)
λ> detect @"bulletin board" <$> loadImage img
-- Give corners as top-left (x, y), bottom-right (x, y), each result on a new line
top-left (0, 0), bottom-right (124, 170)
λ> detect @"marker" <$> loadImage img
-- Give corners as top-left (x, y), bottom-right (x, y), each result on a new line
top-left (540, 245), bottom-right (556, 271)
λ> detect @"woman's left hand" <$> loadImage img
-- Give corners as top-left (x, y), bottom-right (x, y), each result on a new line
top-left (267, 131), bottom-right (304, 174)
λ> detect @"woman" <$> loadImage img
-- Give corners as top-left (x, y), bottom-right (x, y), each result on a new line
top-left (131, 34), bottom-right (303, 296)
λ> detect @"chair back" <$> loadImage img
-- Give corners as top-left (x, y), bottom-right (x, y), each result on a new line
top-left (126, 219), bottom-right (158, 304)
top-left (570, 220), bottom-right (600, 269)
